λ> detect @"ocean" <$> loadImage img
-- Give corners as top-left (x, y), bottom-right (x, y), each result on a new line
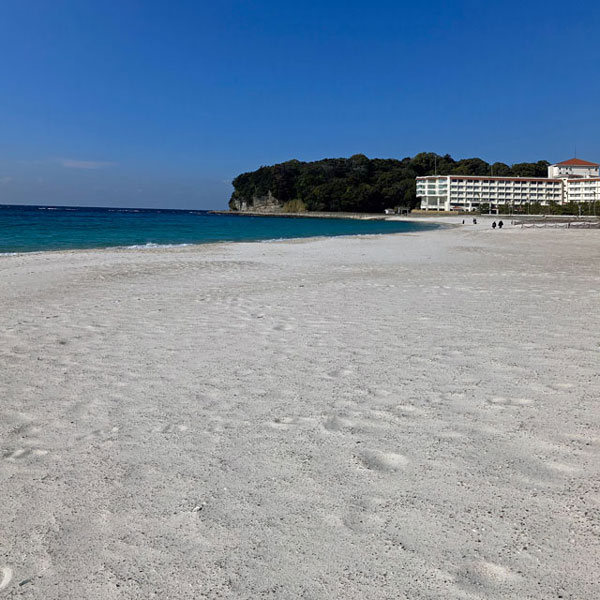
top-left (0, 205), bottom-right (438, 253)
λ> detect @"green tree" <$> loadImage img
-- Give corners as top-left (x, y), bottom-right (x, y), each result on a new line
top-left (491, 162), bottom-right (511, 176)
top-left (229, 153), bottom-right (551, 213)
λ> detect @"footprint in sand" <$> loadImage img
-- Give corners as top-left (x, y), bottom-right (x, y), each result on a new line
top-left (269, 416), bottom-right (317, 430)
top-left (357, 450), bottom-right (408, 472)
top-left (327, 367), bottom-right (354, 379)
top-left (366, 387), bottom-right (395, 400)
top-left (269, 416), bottom-right (298, 430)
top-left (488, 396), bottom-right (533, 407)
top-left (549, 382), bottom-right (575, 391)
top-left (76, 427), bottom-right (119, 442)
top-left (393, 404), bottom-right (426, 417)
top-left (2, 448), bottom-right (48, 460)
top-left (442, 391), bottom-right (466, 401)
top-left (3, 448), bottom-right (31, 460)
top-left (233, 368), bottom-right (255, 378)
top-left (342, 511), bottom-right (384, 534)
top-left (159, 423), bottom-right (188, 434)
top-left (546, 461), bottom-right (582, 475)
top-left (322, 415), bottom-right (355, 433)
top-left (459, 561), bottom-right (520, 589)
top-left (0, 567), bottom-right (13, 591)
top-left (9, 423), bottom-right (40, 437)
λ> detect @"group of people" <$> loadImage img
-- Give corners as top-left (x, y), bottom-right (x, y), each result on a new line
top-left (460, 218), bottom-right (504, 229)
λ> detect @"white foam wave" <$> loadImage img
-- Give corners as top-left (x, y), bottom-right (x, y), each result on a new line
top-left (124, 242), bottom-right (193, 249)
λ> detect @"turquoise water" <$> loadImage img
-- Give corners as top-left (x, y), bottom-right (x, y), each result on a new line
top-left (0, 205), bottom-right (438, 253)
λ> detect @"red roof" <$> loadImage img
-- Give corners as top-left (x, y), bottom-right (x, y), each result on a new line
top-left (555, 158), bottom-right (599, 167)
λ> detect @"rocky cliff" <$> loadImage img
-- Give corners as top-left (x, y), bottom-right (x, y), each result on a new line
top-left (229, 191), bottom-right (283, 213)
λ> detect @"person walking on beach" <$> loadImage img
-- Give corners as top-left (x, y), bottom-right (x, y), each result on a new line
top-left (473, 218), bottom-right (477, 224)
top-left (498, 220), bottom-right (504, 229)
top-left (492, 221), bottom-right (497, 229)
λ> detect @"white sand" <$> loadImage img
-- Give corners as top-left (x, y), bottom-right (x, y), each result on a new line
top-left (1, 225), bottom-right (599, 599)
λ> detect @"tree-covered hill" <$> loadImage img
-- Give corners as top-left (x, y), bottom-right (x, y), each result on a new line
top-left (229, 153), bottom-right (549, 213)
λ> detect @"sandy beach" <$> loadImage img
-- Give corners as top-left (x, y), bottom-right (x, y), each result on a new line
top-left (1, 223), bottom-right (599, 599)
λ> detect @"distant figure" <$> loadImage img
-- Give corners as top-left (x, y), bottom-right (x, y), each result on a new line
top-left (462, 219), bottom-right (465, 224)
top-left (498, 220), bottom-right (504, 229)
top-left (492, 221), bottom-right (497, 229)
top-left (473, 218), bottom-right (477, 224)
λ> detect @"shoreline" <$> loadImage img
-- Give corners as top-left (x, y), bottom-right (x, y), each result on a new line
top-left (3, 214), bottom-right (598, 257)
top-left (0, 228), bottom-right (445, 257)
top-left (0, 221), bottom-right (444, 257)
top-left (1, 213), bottom-right (597, 257)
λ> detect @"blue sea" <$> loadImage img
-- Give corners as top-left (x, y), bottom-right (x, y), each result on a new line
top-left (0, 205), bottom-right (438, 253)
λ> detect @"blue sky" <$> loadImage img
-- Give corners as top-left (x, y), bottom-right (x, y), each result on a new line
top-left (1, 0), bottom-right (599, 209)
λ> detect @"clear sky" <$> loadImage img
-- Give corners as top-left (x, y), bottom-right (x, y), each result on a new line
top-left (1, 0), bottom-right (599, 209)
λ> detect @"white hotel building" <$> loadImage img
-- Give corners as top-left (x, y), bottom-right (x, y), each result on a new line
top-left (417, 158), bottom-right (600, 212)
